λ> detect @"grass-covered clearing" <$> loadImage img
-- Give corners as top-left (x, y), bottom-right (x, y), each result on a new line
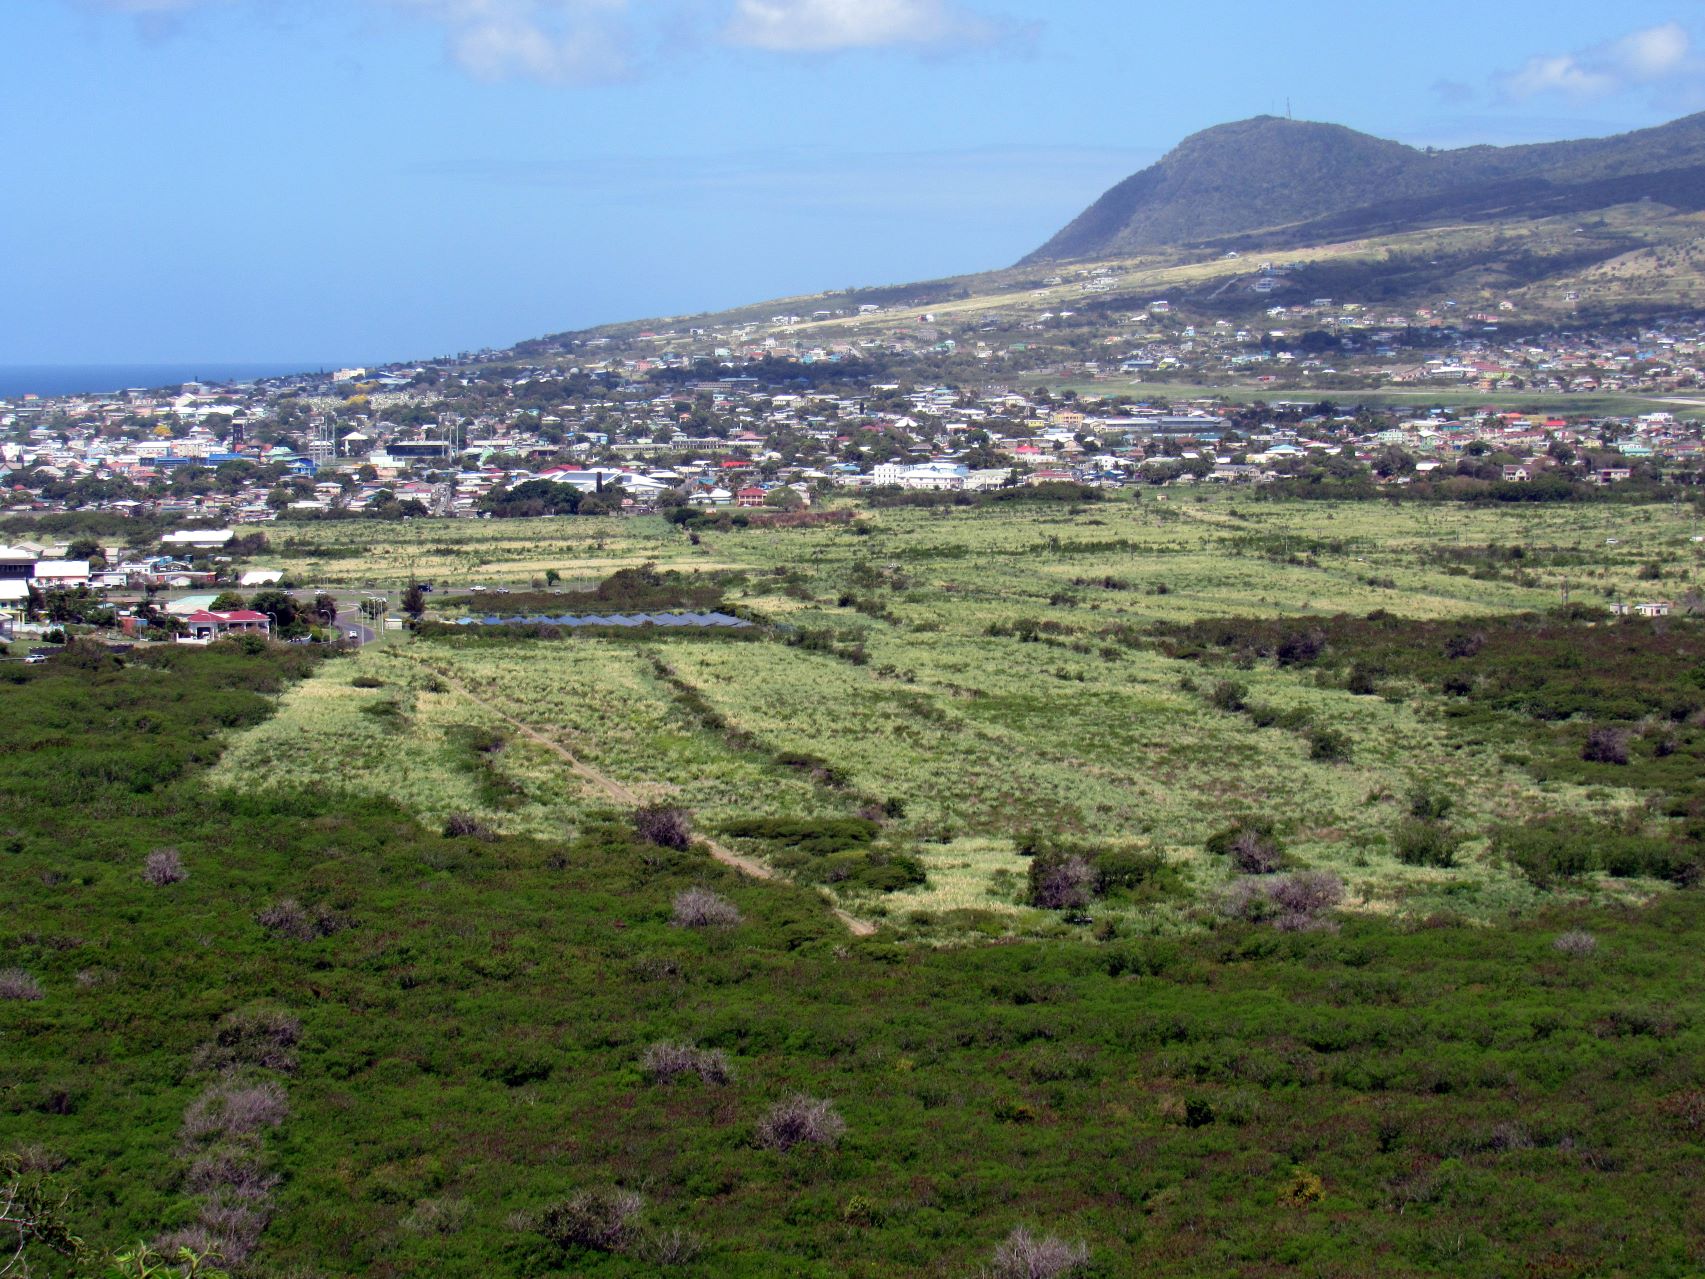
top-left (220, 498), bottom-right (1705, 936)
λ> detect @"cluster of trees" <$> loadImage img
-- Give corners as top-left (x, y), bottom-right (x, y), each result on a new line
top-left (203, 589), bottom-right (339, 638)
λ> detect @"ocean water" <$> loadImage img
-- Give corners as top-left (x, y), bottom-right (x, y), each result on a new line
top-left (0, 363), bottom-right (338, 400)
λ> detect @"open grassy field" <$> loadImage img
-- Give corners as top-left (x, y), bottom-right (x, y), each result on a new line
top-left (227, 498), bottom-right (1705, 939)
top-left (272, 493), bottom-right (1704, 601)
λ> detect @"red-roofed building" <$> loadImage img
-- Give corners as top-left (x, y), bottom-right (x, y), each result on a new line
top-left (736, 486), bottom-right (767, 508)
top-left (180, 609), bottom-right (271, 644)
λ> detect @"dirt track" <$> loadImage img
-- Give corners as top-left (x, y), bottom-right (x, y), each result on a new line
top-left (417, 660), bottom-right (876, 937)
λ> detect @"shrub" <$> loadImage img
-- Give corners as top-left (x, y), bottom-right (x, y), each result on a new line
top-left (1444, 631), bottom-right (1485, 659)
top-left (1308, 726), bottom-right (1352, 762)
top-left (1495, 825), bottom-right (1597, 886)
top-left (1393, 819), bottom-right (1460, 868)
top-left (1092, 848), bottom-right (1164, 895)
top-left (180, 1082), bottom-right (288, 1143)
top-left (1554, 930), bottom-right (1599, 958)
top-left (1280, 1166), bottom-right (1326, 1207)
top-left (442, 813), bottom-right (496, 840)
top-left (1276, 629), bottom-right (1327, 666)
top-left (640, 1042), bottom-right (732, 1086)
top-left (255, 898), bottom-right (346, 941)
top-left (0, 968), bottom-right (44, 1001)
top-left (1208, 679), bottom-right (1248, 712)
top-left (401, 1195), bottom-right (472, 1236)
top-left (1583, 726), bottom-right (1630, 765)
top-left (632, 1227), bottom-right (704, 1266)
top-left (350, 675), bottom-right (385, 689)
top-left (1407, 785), bottom-right (1455, 823)
top-left (1268, 871), bottom-right (1345, 917)
top-left (142, 848), bottom-right (187, 886)
top-left (1027, 853), bottom-right (1095, 910)
top-left (671, 887), bottom-right (741, 929)
top-left (1208, 821), bottom-right (1284, 875)
top-left (1221, 872), bottom-right (1343, 932)
top-left (986, 1226), bottom-right (1089, 1279)
top-left (846, 851), bottom-right (928, 893)
top-left (722, 817), bottom-right (876, 855)
top-left (536, 1188), bottom-right (644, 1254)
top-left (755, 1095), bottom-right (845, 1152)
top-left (634, 805), bottom-right (693, 850)
top-left (184, 1151), bottom-right (281, 1200)
top-left (193, 1008), bottom-right (303, 1074)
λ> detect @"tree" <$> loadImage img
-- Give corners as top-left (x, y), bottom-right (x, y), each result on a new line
top-left (209, 591), bottom-right (247, 612)
top-left (1, 1166), bottom-right (83, 1275)
top-left (311, 593), bottom-right (339, 626)
top-left (401, 580), bottom-right (426, 622)
top-left (1372, 445), bottom-right (1415, 478)
top-left (249, 589), bottom-right (299, 632)
top-left (763, 487), bottom-right (804, 510)
top-left (66, 538), bottom-right (105, 566)
top-left (479, 480), bottom-right (582, 519)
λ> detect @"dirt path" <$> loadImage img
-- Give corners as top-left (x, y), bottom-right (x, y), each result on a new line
top-left (416, 659), bottom-right (877, 937)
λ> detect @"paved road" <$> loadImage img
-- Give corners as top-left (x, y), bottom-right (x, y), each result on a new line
top-left (335, 609), bottom-right (376, 645)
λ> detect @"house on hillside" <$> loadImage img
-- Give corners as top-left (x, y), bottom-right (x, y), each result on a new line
top-left (736, 485), bottom-right (768, 508)
top-left (179, 609), bottom-right (271, 643)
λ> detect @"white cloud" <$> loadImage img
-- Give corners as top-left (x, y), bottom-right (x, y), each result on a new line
top-left (85, 0), bottom-right (216, 10)
top-left (384, 0), bottom-right (635, 84)
top-left (77, 0), bottom-right (1032, 79)
top-left (724, 0), bottom-right (1013, 52)
top-left (1500, 21), bottom-right (1694, 101)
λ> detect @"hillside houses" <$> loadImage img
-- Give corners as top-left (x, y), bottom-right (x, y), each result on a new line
top-left (4, 308), bottom-right (1705, 526)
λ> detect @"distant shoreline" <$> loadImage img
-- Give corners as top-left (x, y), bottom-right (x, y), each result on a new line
top-left (0, 363), bottom-right (337, 400)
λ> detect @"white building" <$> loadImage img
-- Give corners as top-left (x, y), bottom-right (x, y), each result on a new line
top-left (871, 461), bottom-right (971, 490)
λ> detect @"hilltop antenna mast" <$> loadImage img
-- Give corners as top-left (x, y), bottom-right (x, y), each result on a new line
top-left (1286, 98), bottom-right (1293, 121)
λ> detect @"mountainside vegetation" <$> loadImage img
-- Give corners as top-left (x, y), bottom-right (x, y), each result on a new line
top-left (3, 634), bottom-right (1704, 1278)
top-left (5, 500), bottom-right (1705, 1276)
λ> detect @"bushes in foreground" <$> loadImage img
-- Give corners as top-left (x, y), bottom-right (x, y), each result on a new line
top-left (634, 805), bottom-right (694, 850)
top-left (142, 848), bottom-right (188, 886)
top-left (986, 1226), bottom-right (1089, 1279)
top-left (1494, 821), bottom-right (1700, 887)
top-left (1022, 839), bottom-right (1170, 910)
top-left (640, 1042), bottom-right (733, 1086)
top-left (671, 887), bottom-right (742, 928)
top-left (720, 817), bottom-right (926, 894)
top-left (535, 1187), bottom-right (645, 1254)
top-left (0, 967), bottom-right (45, 1001)
top-left (1220, 871), bottom-right (1345, 932)
top-left (1206, 820), bottom-right (1285, 875)
top-left (754, 1096), bottom-right (845, 1153)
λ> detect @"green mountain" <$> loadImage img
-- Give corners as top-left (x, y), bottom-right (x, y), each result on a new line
top-left (1024, 113), bottom-right (1705, 262)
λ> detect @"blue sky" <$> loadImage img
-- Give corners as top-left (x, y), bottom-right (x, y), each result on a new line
top-left (4, 0), bottom-right (1703, 364)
